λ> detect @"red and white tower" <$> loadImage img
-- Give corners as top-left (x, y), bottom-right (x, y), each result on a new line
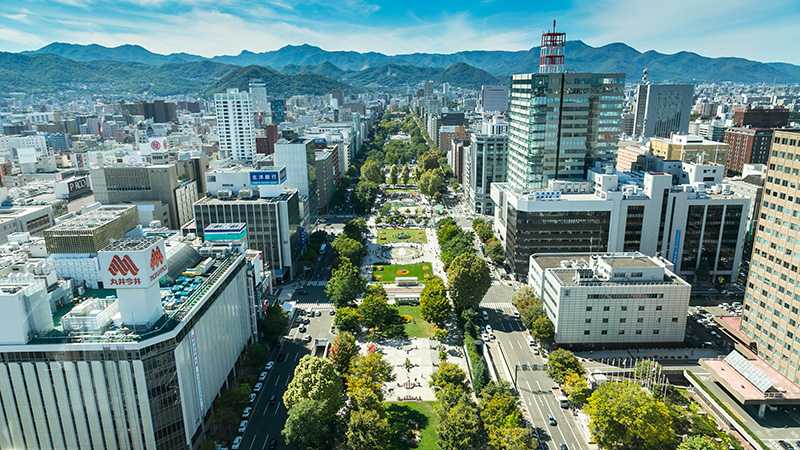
top-left (539, 20), bottom-right (566, 74)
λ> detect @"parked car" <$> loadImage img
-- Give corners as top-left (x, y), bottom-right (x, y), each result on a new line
top-left (258, 371), bottom-right (267, 381)
top-left (242, 407), bottom-right (252, 418)
top-left (299, 326), bottom-right (307, 333)
top-left (238, 420), bottom-right (248, 433)
top-left (231, 436), bottom-right (243, 450)
top-left (265, 361), bottom-right (274, 370)
top-left (485, 325), bottom-right (493, 334)
top-left (248, 393), bottom-right (256, 403)
top-left (304, 335), bottom-right (313, 342)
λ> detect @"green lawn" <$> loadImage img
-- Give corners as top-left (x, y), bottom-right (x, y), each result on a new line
top-left (386, 401), bottom-right (439, 450)
top-left (372, 262), bottom-right (433, 282)
top-left (398, 305), bottom-right (436, 338)
top-left (378, 227), bottom-right (428, 244)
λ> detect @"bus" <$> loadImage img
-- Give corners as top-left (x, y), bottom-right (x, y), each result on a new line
top-left (553, 387), bottom-right (569, 408)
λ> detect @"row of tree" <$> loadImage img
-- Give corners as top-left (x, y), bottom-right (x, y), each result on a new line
top-left (472, 218), bottom-right (505, 265)
top-left (511, 287), bottom-right (555, 345)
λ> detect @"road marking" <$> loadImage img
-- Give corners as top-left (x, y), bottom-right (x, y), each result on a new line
top-left (261, 434), bottom-right (270, 449)
top-left (524, 378), bottom-right (552, 450)
top-left (537, 380), bottom-right (569, 447)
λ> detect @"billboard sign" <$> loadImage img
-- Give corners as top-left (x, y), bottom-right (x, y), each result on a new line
top-left (67, 176), bottom-right (90, 194)
top-left (98, 239), bottom-right (167, 289)
top-left (249, 169), bottom-right (286, 186)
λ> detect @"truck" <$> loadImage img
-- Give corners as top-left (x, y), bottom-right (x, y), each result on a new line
top-left (552, 386), bottom-right (569, 408)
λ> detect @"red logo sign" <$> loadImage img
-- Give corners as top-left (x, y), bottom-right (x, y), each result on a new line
top-left (108, 255), bottom-right (139, 276)
top-left (150, 140), bottom-right (161, 151)
top-left (150, 247), bottom-right (165, 270)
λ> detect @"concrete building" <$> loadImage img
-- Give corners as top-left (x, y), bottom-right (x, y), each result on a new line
top-left (215, 89), bottom-right (256, 162)
top-left (616, 140), bottom-right (649, 172)
top-left (649, 134), bottom-right (729, 165)
top-left (448, 139), bottom-right (467, 185)
top-left (44, 205), bottom-right (139, 289)
top-left (315, 148), bottom-right (337, 212)
top-left (529, 252), bottom-right (690, 346)
top-left (733, 106), bottom-right (789, 128)
top-left (193, 188), bottom-right (301, 282)
top-left (491, 163), bottom-right (750, 281)
top-left (479, 85), bottom-right (509, 113)
top-left (507, 72), bottom-right (625, 191)
top-left (0, 204), bottom-right (54, 245)
top-left (90, 159), bottom-right (207, 230)
top-left (465, 127), bottom-right (508, 215)
top-left (0, 237), bottom-right (258, 450)
top-left (722, 127), bottom-right (773, 175)
top-left (273, 138), bottom-right (317, 220)
top-left (741, 129), bottom-right (800, 383)
top-left (248, 79), bottom-right (269, 114)
top-left (633, 80), bottom-right (694, 139)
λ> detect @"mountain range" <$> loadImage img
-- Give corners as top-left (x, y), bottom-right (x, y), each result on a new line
top-left (8, 40), bottom-right (800, 97)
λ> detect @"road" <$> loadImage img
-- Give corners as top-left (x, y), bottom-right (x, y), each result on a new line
top-left (480, 298), bottom-right (589, 450)
top-left (238, 291), bottom-right (335, 450)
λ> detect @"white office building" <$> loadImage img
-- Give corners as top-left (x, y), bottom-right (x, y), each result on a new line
top-left (529, 252), bottom-right (691, 346)
top-left (248, 79), bottom-right (269, 114)
top-left (479, 85), bottom-right (509, 113)
top-left (464, 117), bottom-right (508, 215)
top-left (215, 89), bottom-right (256, 163)
top-left (632, 79), bottom-right (694, 139)
top-left (0, 237), bottom-right (258, 450)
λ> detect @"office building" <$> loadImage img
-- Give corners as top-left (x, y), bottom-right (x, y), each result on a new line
top-left (0, 236), bottom-right (258, 450)
top-left (0, 204), bottom-right (54, 245)
top-left (193, 188), bottom-right (301, 282)
top-left (270, 99), bottom-right (286, 124)
top-left (449, 139), bottom-right (467, 185)
top-left (507, 72), bottom-right (625, 191)
top-left (741, 129), bottom-right (800, 383)
top-left (122, 101), bottom-right (178, 123)
top-left (315, 148), bottom-right (337, 212)
top-left (733, 106), bottom-right (789, 128)
top-left (491, 164), bottom-right (750, 281)
top-left (648, 134), bottom-right (729, 165)
top-left (215, 89), bottom-right (256, 162)
top-left (480, 85), bottom-right (509, 113)
top-left (632, 76), bottom-right (693, 139)
top-left (248, 79), bottom-right (269, 114)
top-left (90, 159), bottom-right (207, 230)
top-left (698, 120), bottom-right (727, 143)
top-left (616, 140), bottom-right (649, 172)
top-left (44, 205), bottom-right (139, 288)
top-left (274, 138), bottom-right (317, 220)
top-left (723, 127), bottom-right (773, 175)
top-left (528, 252), bottom-right (690, 346)
top-left (465, 121), bottom-right (508, 215)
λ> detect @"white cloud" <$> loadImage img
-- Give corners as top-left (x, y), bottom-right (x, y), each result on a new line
top-left (0, 26), bottom-right (44, 47)
top-left (2, 9), bottom-right (32, 23)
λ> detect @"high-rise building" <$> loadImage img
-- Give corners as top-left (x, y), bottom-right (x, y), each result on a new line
top-left (722, 127), bottom-right (773, 175)
top-left (248, 79), bottom-right (269, 114)
top-left (507, 72), bottom-right (625, 191)
top-left (270, 99), bottom-right (286, 124)
top-left (465, 117), bottom-right (508, 215)
top-left (274, 138), bottom-right (318, 220)
top-left (215, 89), bottom-right (256, 162)
top-left (741, 129), bottom-right (800, 383)
top-left (479, 85), bottom-right (509, 113)
top-left (733, 106), bottom-right (789, 129)
top-left (632, 72), bottom-right (693, 139)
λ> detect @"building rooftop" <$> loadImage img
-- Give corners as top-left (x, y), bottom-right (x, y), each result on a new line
top-left (46, 204), bottom-right (135, 232)
top-left (103, 236), bottom-right (160, 252)
top-left (532, 252), bottom-right (688, 288)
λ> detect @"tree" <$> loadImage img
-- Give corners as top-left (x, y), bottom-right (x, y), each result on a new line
top-left (485, 239), bottom-right (506, 265)
top-left (348, 351), bottom-right (395, 394)
top-left (361, 159), bottom-right (384, 184)
top-left (343, 218), bottom-right (368, 242)
top-left (430, 361), bottom-right (468, 392)
top-left (438, 398), bottom-right (483, 450)
top-left (472, 218), bottom-right (494, 243)
top-left (440, 231), bottom-right (476, 268)
top-left (418, 150), bottom-right (442, 172)
top-left (546, 348), bottom-right (585, 384)
top-left (358, 285), bottom-right (403, 337)
top-left (562, 372), bottom-right (591, 406)
top-left (283, 356), bottom-right (344, 416)
top-left (345, 407), bottom-right (391, 450)
top-left (677, 436), bottom-right (724, 450)
top-left (585, 381), bottom-right (677, 450)
top-left (260, 305), bottom-right (289, 345)
top-left (486, 426), bottom-right (532, 450)
top-left (354, 179), bottom-right (379, 212)
top-left (529, 315), bottom-right (555, 345)
top-left (326, 259), bottom-right (365, 308)
top-left (335, 306), bottom-right (361, 333)
top-left (332, 234), bottom-right (365, 266)
top-left (447, 253), bottom-right (491, 315)
top-left (419, 169), bottom-right (445, 198)
top-left (420, 276), bottom-right (452, 327)
top-left (329, 331), bottom-right (359, 375)
top-left (282, 399), bottom-right (336, 450)
top-left (479, 382), bottom-right (523, 431)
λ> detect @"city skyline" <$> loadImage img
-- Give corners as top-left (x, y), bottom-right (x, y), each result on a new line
top-left (0, 0), bottom-right (799, 63)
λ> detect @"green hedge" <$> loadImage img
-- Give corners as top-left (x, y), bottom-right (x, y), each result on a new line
top-left (464, 333), bottom-right (489, 395)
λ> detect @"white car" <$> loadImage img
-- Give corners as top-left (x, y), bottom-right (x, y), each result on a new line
top-left (254, 382), bottom-right (263, 392)
top-left (248, 393), bottom-right (256, 403)
top-left (485, 325), bottom-right (493, 334)
top-left (481, 332), bottom-right (491, 342)
top-left (238, 420), bottom-right (248, 433)
top-left (242, 407), bottom-right (252, 418)
top-left (258, 371), bottom-right (267, 381)
top-left (265, 361), bottom-right (274, 370)
top-left (527, 337), bottom-right (536, 347)
top-left (232, 436), bottom-right (243, 450)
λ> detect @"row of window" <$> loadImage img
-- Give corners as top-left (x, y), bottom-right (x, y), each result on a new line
top-left (582, 317), bottom-right (679, 324)
top-left (585, 305), bottom-right (665, 312)
top-left (583, 329), bottom-right (661, 335)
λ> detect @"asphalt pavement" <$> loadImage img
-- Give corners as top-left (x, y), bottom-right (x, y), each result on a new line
top-left (480, 301), bottom-right (589, 450)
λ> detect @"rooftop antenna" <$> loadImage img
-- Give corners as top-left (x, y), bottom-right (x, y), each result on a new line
top-left (539, 19), bottom-right (566, 74)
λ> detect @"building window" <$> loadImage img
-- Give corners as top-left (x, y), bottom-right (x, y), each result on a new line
top-left (586, 306), bottom-right (593, 312)
top-left (621, 306), bottom-right (628, 311)
top-left (584, 330), bottom-right (590, 335)
top-left (601, 330), bottom-right (608, 335)
top-left (585, 318), bottom-right (591, 324)
top-left (602, 318), bottom-right (609, 323)
top-left (603, 306), bottom-right (610, 311)
top-left (653, 329), bottom-right (660, 335)
top-left (655, 305), bottom-right (662, 311)
top-left (672, 317), bottom-right (678, 322)
top-left (620, 318), bottom-right (627, 323)
top-left (635, 330), bottom-right (642, 335)
top-left (637, 318), bottom-right (644, 323)
top-left (618, 330), bottom-right (625, 335)
top-left (638, 306), bottom-right (645, 311)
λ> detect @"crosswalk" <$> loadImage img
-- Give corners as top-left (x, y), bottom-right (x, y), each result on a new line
top-left (480, 301), bottom-right (514, 309)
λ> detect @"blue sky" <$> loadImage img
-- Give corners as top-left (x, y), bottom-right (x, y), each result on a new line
top-left (0, 0), bottom-right (798, 63)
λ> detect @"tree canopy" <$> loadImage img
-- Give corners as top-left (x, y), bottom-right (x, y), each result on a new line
top-left (328, 331), bottom-right (359, 375)
top-left (420, 276), bottom-right (452, 327)
top-left (332, 234), bottom-right (366, 266)
top-left (282, 398), bottom-right (336, 450)
top-left (447, 253), bottom-right (491, 315)
top-left (283, 356), bottom-right (344, 416)
top-left (546, 348), bottom-right (585, 384)
top-left (326, 259), bottom-right (365, 308)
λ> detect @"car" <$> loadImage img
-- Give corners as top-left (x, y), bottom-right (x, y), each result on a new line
top-left (269, 394), bottom-right (277, 404)
top-left (231, 436), bottom-right (243, 450)
top-left (485, 325), bottom-right (493, 334)
top-left (248, 393), bottom-right (256, 403)
top-left (329, 309), bottom-right (336, 316)
top-left (560, 445), bottom-right (568, 450)
top-left (242, 407), bottom-right (252, 418)
top-left (265, 361), bottom-right (274, 370)
top-left (267, 439), bottom-right (278, 450)
top-left (316, 310), bottom-right (322, 317)
top-left (778, 441), bottom-right (792, 450)
top-left (527, 337), bottom-right (536, 347)
top-left (304, 335), bottom-right (313, 342)
top-left (548, 415), bottom-right (557, 426)
top-left (254, 382), bottom-right (263, 392)
top-left (238, 420), bottom-right (248, 433)
top-left (258, 371), bottom-right (267, 381)
top-left (299, 326), bottom-right (307, 333)
top-left (481, 332), bottom-right (491, 342)
top-left (481, 310), bottom-right (489, 319)
top-left (512, 311), bottom-right (521, 319)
